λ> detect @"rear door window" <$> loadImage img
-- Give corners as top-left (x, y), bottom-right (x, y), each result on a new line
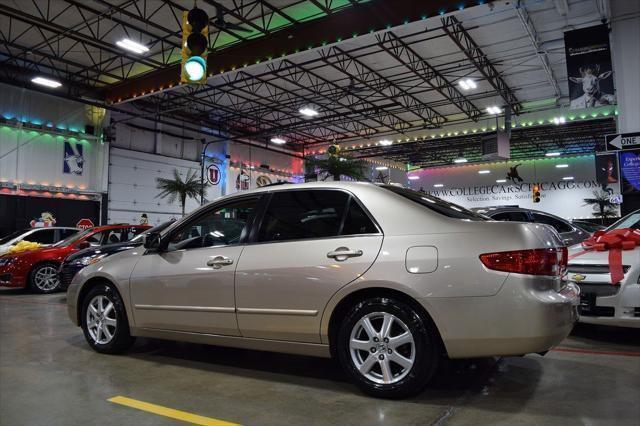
top-left (258, 190), bottom-right (350, 242)
top-left (491, 212), bottom-right (530, 222)
top-left (531, 213), bottom-right (572, 233)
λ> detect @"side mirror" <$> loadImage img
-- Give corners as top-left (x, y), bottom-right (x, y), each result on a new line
top-left (143, 232), bottom-right (162, 250)
top-left (77, 241), bottom-right (91, 250)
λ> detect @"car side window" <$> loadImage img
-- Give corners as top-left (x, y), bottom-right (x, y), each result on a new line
top-left (25, 229), bottom-right (56, 244)
top-left (341, 198), bottom-right (379, 235)
top-left (258, 190), bottom-right (350, 242)
top-left (58, 229), bottom-right (78, 240)
top-left (532, 213), bottom-right (572, 233)
top-left (85, 232), bottom-right (103, 246)
top-left (492, 212), bottom-right (530, 222)
top-left (103, 229), bottom-right (125, 244)
top-left (167, 198), bottom-right (258, 251)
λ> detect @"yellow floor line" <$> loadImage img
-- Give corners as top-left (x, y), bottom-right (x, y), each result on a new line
top-left (108, 395), bottom-right (239, 426)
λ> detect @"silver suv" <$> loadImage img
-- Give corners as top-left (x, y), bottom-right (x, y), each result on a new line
top-left (67, 182), bottom-right (579, 398)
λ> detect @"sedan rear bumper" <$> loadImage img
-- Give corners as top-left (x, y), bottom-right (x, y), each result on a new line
top-left (421, 277), bottom-right (579, 359)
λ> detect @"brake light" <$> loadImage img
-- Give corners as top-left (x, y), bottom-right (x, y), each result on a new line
top-left (479, 247), bottom-right (567, 276)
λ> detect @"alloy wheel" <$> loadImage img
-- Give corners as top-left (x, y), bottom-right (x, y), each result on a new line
top-left (349, 311), bottom-right (415, 385)
top-left (86, 295), bottom-right (117, 345)
top-left (34, 266), bottom-right (60, 292)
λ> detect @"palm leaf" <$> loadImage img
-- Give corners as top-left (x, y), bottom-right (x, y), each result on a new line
top-left (156, 169), bottom-right (205, 216)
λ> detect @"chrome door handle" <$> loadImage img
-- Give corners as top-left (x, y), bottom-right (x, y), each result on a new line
top-left (327, 247), bottom-right (363, 261)
top-left (206, 256), bottom-right (234, 269)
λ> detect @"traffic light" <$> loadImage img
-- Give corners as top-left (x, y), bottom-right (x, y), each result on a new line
top-left (532, 184), bottom-right (541, 203)
top-left (181, 7), bottom-right (209, 84)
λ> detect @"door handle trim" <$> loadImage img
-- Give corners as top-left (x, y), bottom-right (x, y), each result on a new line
top-left (327, 247), bottom-right (363, 261)
top-left (206, 256), bottom-right (234, 269)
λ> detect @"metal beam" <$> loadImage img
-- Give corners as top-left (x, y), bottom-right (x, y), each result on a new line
top-left (441, 15), bottom-right (522, 115)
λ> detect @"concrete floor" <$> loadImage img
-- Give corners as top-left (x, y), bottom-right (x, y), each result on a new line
top-left (1, 289), bottom-right (638, 426)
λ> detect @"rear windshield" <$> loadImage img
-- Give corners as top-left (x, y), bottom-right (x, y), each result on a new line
top-left (382, 185), bottom-right (486, 221)
top-left (607, 211), bottom-right (640, 231)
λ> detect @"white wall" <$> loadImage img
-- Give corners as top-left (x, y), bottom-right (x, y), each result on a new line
top-left (611, 0), bottom-right (640, 134)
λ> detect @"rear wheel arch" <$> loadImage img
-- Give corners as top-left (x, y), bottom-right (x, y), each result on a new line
top-left (327, 287), bottom-right (446, 359)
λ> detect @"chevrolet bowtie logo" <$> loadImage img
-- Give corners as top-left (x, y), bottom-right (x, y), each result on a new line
top-left (572, 274), bottom-right (586, 282)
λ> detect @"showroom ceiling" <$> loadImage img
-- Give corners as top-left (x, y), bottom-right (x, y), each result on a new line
top-left (0, 0), bottom-right (611, 157)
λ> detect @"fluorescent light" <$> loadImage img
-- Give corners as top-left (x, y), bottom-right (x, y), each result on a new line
top-left (270, 137), bottom-right (286, 144)
top-left (299, 107), bottom-right (319, 117)
top-left (453, 158), bottom-right (468, 163)
top-left (31, 77), bottom-right (62, 88)
top-left (379, 139), bottom-right (393, 146)
top-left (478, 170), bottom-right (490, 174)
top-left (496, 179), bottom-right (507, 183)
top-left (433, 184), bottom-right (444, 188)
top-left (545, 152), bottom-right (561, 157)
top-left (408, 176), bottom-right (420, 180)
top-left (562, 176), bottom-right (574, 180)
top-left (458, 78), bottom-right (477, 90)
top-left (556, 164), bottom-right (569, 168)
top-left (375, 166), bottom-right (389, 171)
top-left (116, 38), bottom-right (149, 54)
top-left (486, 106), bottom-right (501, 115)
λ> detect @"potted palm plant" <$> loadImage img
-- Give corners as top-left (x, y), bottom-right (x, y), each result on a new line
top-left (583, 190), bottom-right (617, 225)
top-left (305, 144), bottom-right (367, 181)
top-left (156, 169), bottom-right (205, 217)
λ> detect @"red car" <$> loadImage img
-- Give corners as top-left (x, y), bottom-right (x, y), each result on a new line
top-left (0, 224), bottom-right (150, 293)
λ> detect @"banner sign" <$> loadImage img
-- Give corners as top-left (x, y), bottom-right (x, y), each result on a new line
top-left (606, 132), bottom-right (640, 151)
top-left (564, 24), bottom-right (615, 109)
top-left (408, 156), bottom-right (621, 219)
top-left (619, 149), bottom-right (640, 194)
top-left (206, 164), bottom-right (221, 185)
top-left (63, 141), bottom-right (84, 175)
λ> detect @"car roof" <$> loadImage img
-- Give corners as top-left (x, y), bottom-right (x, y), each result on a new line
top-left (27, 227), bottom-right (79, 230)
top-left (87, 224), bottom-right (150, 232)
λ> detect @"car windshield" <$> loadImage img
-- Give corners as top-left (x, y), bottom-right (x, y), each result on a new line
top-left (54, 229), bottom-right (93, 247)
top-left (607, 211), bottom-right (640, 231)
top-left (131, 221), bottom-right (175, 242)
top-left (382, 185), bottom-right (487, 221)
top-left (0, 229), bottom-right (29, 244)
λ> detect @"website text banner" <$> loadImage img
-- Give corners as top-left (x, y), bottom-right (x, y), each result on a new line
top-left (407, 155), bottom-right (621, 219)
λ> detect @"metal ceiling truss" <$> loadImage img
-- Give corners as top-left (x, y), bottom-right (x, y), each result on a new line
top-left (376, 31), bottom-right (483, 122)
top-left (353, 119), bottom-right (615, 168)
top-left (441, 15), bottom-right (523, 115)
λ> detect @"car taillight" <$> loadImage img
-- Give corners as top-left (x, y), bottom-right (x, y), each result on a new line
top-left (479, 247), bottom-right (567, 276)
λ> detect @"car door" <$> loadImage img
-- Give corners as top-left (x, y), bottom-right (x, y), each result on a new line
top-left (129, 196), bottom-right (260, 335)
top-left (235, 189), bottom-right (383, 343)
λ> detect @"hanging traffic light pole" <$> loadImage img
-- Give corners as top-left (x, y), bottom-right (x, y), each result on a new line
top-left (181, 7), bottom-right (209, 84)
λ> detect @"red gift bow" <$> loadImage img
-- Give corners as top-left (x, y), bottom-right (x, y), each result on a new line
top-left (568, 228), bottom-right (640, 284)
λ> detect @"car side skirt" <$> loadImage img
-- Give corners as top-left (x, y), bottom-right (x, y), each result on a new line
top-left (131, 327), bottom-right (332, 358)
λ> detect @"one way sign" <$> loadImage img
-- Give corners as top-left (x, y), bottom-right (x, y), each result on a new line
top-left (606, 132), bottom-right (640, 151)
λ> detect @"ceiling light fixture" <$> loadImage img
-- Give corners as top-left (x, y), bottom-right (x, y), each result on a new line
top-left (270, 137), bottom-right (286, 144)
top-left (299, 107), bottom-right (319, 117)
top-left (562, 176), bottom-right (574, 181)
top-left (453, 158), bottom-right (468, 164)
top-left (116, 38), bottom-right (149, 54)
top-left (375, 166), bottom-right (389, 171)
top-left (486, 106), bottom-right (502, 115)
top-left (31, 77), bottom-right (62, 88)
top-left (433, 183), bottom-right (444, 187)
top-left (496, 179), bottom-right (507, 183)
top-left (408, 176), bottom-right (420, 180)
top-left (556, 164), bottom-right (569, 168)
top-left (552, 116), bottom-right (566, 125)
top-left (379, 139), bottom-right (393, 146)
top-left (545, 152), bottom-right (561, 157)
top-left (478, 170), bottom-right (490, 174)
top-left (458, 78), bottom-right (477, 91)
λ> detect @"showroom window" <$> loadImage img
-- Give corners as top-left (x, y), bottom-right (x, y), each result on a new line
top-left (531, 213), bottom-right (572, 233)
top-left (167, 198), bottom-right (259, 250)
top-left (258, 190), bottom-right (355, 242)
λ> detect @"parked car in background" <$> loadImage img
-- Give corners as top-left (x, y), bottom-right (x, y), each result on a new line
top-left (67, 182), bottom-right (578, 398)
top-left (476, 207), bottom-right (589, 246)
top-left (59, 220), bottom-right (176, 290)
top-left (571, 219), bottom-right (606, 234)
top-left (0, 227), bottom-right (79, 255)
top-left (567, 210), bottom-right (640, 328)
top-left (0, 224), bottom-right (150, 293)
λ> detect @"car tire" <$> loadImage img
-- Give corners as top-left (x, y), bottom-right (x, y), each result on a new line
top-left (337, 296), bottom-right (440, 398)
top-left (80, 283), bottom-right (135, 354)
top-left (28, 262), bottom-right (62, 294)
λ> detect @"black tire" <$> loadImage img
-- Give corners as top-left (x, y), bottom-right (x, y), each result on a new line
top-left (28, 262), bottom-right (62, 294)
top-left (80, 283), bottom-right (135, 354)
top-left (336, 297), bottom-right (440, 398)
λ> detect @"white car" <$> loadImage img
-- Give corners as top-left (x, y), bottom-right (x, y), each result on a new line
top-left (0, 227), bottom-right (79, 255)
top-left (567, 210), bottom-right (640, 328)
